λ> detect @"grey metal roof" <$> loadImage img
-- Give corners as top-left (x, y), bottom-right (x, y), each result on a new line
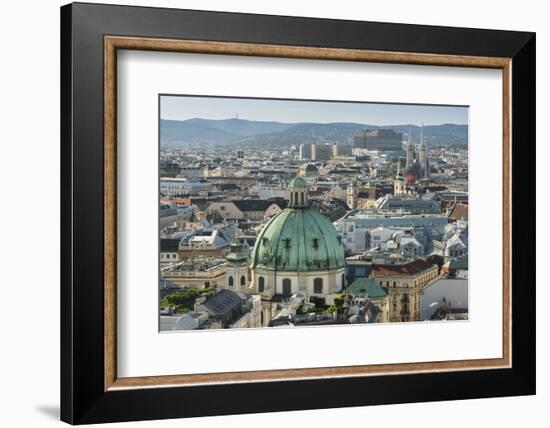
top-left (160, 238), bottom-right (180, 253)
top-left (201, 289), bottom-right (242, 316)
top-left (232, 199), bottom-right (287, 212)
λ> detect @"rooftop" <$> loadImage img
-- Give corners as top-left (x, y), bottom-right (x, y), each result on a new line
top-left (449, 202), bottom-right (468, 221)
top-left (160, 238), bottom-right (180, 253)
top-left (199, 289), bottom-right (243, 317)
top-left (346, 277), bottom-right (388, 299)
top-left (232, 199), bottom-right (287, 212)
top-left (371, 259), bottom-right (436, 276)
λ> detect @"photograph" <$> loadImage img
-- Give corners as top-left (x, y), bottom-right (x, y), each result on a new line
top-left (158, 95), bottom-right (469, 331)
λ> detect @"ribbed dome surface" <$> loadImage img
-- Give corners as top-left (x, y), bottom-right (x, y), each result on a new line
top-left (250, 208), bottom-right (345, 272)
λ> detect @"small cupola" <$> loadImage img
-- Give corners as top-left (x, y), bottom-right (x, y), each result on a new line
top-left (287, 176), bottom-right (309, 209)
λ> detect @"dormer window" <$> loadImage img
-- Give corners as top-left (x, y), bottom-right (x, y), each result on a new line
top-left (312, 238), bottom-right (319, 249)
top-left (283, 238), bottom-right (291, 249)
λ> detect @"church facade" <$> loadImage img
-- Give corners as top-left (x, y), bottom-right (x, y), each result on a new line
top-left (249, 176), bottom-right (346, 326)
top-left (404, 125), bottom-right (430, 185)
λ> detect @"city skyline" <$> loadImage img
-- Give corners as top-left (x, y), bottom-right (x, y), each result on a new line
top-left (159, 94), bottom-right (469, 331)
top-left (160, 95), bottom-right (469, 126)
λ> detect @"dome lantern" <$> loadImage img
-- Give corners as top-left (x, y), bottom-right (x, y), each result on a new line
top-left (287, 176), bottom-right (309, 209)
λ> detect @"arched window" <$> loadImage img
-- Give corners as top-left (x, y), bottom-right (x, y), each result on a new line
top-left (258, 276), bottom-right (265, 292)
top-left (314, 278), bottom-right (323, 294)
top-left (228, 276), bottom-right (234, 287)
top-left (282, 278), bottom-right (291, 296)
top-left (240, 275), bottom-right (246, 286)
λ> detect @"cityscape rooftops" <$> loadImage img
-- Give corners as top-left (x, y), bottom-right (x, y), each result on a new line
top-left (162, 256), bottom-right (227, 273)
top-left (180, 224), bottom-right (237, 248)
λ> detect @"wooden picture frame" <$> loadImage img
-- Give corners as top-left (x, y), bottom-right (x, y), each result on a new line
top-left (61, 2), bottom-right (535, 424)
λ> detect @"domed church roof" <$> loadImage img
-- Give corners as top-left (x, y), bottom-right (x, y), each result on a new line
top-left (250, 176), bottom-right (345, 272)
top-left (250, 209), bottom-right (345, 272)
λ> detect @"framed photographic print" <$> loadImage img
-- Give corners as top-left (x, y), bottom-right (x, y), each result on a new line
top-left (60, 2), bottom-right (536, 424)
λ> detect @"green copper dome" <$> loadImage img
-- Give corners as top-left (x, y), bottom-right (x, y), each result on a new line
top-left (288, 176), bottom-right (308, 189)
top-left (250, 208), bottom-right (345, 272)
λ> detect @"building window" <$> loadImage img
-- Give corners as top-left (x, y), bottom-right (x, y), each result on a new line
top-left (393, 281), bottom-right (396, 287)
top-left (282, 278), bottom-right (291, 296)
top-left (341, 274), bottom-right (345, 287)
top-left (312, 238), bottom-right (319, 249)
top-left (228, 276), bottom-right (234, 287)
top-left (258, 276), bottom-right (265, 292)
top-left (240, 275), bottom-right (246, 286)
top-left (314, 278), bottom-right (323, 294)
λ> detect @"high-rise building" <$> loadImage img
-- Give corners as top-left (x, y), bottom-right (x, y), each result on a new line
top-left (332, 143), bottom-right (353, 157)
top-left (299, 143), bottom-right (312, 160)
top-left (311, 143), bottom-right (332, 161)
top-left (353, 129), bottom-right (403, 152)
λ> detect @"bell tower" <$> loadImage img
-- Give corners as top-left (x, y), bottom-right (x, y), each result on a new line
top-left (347, 179), bottom-right (357, 209)
top-left (394, 163), bottom-right (406, 195)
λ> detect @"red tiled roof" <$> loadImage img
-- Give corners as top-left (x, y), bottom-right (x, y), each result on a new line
top-left (371, 259), bottom-right (436, 276)
top-left (449, 202), bottom-right (468, 221)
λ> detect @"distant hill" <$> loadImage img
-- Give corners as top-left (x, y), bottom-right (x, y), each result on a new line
top-left (160, 118), bottom-right (468, 147)
top-left (160, 119), bottom-right (237, 144)
top-left (196, 118), bottom-right (293, 136)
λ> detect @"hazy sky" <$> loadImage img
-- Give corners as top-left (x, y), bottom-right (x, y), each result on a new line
top-left (160, 95), bottom-right (468, 126)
